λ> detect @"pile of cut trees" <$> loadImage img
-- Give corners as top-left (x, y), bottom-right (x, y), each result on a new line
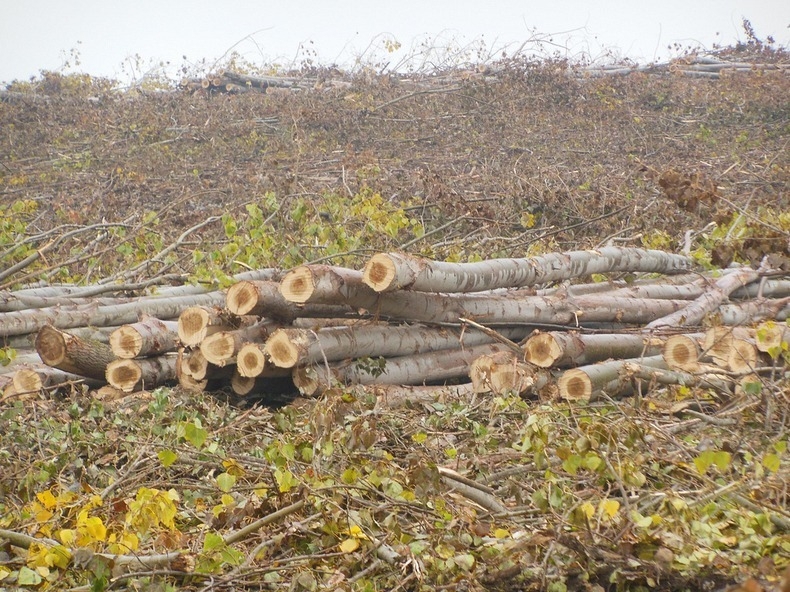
top-left (180, 70), bottom-right (318, 94)
top-left (1, 247), bottom-right (788, 406)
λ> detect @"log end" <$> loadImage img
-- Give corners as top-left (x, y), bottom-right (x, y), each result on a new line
top-left (663, 334), bottom-right (701, 372)
top-left (226, 281), bottom-right (258, 316)
top-left (106, 360), bottom-right (142, 393)
top-left (557, 369), bottom-right (592, 401)
top-left (13, 368), bottom-right (43, 395)
top-left (362, 253), bottom-right (397, 292)
top-left (524, 332), bottom-right (563, 368)
top-left (264, 330), bottom-right (299, 368)
top-left (238, 343), bottom-right (267, 377)
top-left (280, 267), bottom-right (315, 304)
top-left (178, 307), bottom-right (211, 346)
top-left (35, 325), bottom-right (67, 367)
top-left (110, 326), bottom-right (143, 359)
top-left (200, 332), bottom-right (235, 366)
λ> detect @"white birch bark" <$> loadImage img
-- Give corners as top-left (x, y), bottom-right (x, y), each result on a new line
top-left (362, 247), bottom-right (694, 293)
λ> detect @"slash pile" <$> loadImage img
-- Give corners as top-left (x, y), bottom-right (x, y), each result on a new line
top-left (1, 247), bottom-right (788, 405)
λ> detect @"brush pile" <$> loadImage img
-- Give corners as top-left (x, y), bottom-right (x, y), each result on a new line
top-left (1, 246), bottom-right (788, 405)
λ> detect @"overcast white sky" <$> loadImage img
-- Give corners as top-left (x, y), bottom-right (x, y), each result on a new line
top-left (1, 1), bottom-right (788, 84)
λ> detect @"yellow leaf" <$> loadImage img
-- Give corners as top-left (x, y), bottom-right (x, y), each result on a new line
top-left (493, 528), bottom-right (510, 539)
top-left (84, 517), bottom-right (107, 541)
top-left (36, 490), bottom-right (58, 510)
top-left (580, 502), bottom-right (595, 519)
top-left (59, 528), bottom-right (76, 546)
top-left (339, 538), bottom-right (360, 553)
top-left (222, 458), bottom-right (246, 477)
top-left (600, 499), bottom-right (620, 519)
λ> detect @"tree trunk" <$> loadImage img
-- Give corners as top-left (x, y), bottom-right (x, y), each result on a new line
top-left (236, 342), bottom-right (268, 377)
top-left (106, 355), bottom-right (178, 393)
top-left (280, 265), bottom-right (694, 326)
top-left (663, 334), bottom-right (705, 372)
top-left (110, 317), bottom-right (179, 359)
top-left (11, 366), bottom-right (102, 395)
top-left (264, 324), bottom-right (529, 369)
top-left (646, 267), bottom-right (761, 328)
top-left (557, 355), bottom-right (667, 401)
top-left (755, 321), bottom-right (790, 354)
top-left (523, 331), bottom-right (665, 368)
top-left (292, 342), bottom-right (510, 396)
top-left (199, 320), bottom-right (279, 366)
top-left (362, 247), bottom-right (694, 293)
top-left (469, 351), bottom-right (553, 396)
top-left (1, 292), bottom-right (226, 338)
top-left (35, 325), bottom-right (116, 380)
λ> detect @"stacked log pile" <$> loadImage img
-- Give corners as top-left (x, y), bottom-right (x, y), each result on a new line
top-left (180, 70), bottom-right (319, 94)
top-left (1, 247), bottom-right (788, 405)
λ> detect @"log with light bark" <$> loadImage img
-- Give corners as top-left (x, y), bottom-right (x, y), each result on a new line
top-left (727, 338), bottom-right (761, 374)
top-left (236, 342), bottom-right (268, 378)
top-left (523, 331), bottom-right (665, 368)
top-left (663, 334), bottom-right (706, 373)
top-left (623, 363), bottom-right (734, 395)
top-left (35, 325), bottom-right (116, 380)
top-left (264, 324), bottom-right (530, 369)
top-left (177, 306), bottom-right (227, 347)
top-left (292, 342), bottom-right (510, 396)
top-left (199, 320), bottom-right (279, 366)
top-left (110, 317), bottom-right (179, 359)
top-left (226, 279), bottom-right (353, 321)
top-left (281, 265), bottom-right (697, 326)
top-left (646, 266), bottom-right (762, 329)
top-left (469, 351), bottom-right (553, 396)
top-left (755, 321), bottom-right (790, 354)
top-left (106, 355), bottom-right (178, 393)
top-left (362, 247), bottom-right (694, 293)
top-left (0, 291), bottom-right (226, 338)
top-left (557, 355), bottom-right (667, 401)
top-left (10, 365), bottom-right (102, 396)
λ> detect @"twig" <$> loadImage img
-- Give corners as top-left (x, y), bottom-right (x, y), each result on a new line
top-left (223, 499), bottom-right (306, 546)
top-left (459, 317), bottom-right (524, 356)
top-left (373, 86), bottom-right (462, 112)
top-left (440, 475), bottom-right (508, 515)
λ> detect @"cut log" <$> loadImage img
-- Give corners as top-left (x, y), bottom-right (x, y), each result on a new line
top-left (106, 355), bottom-right (178, 393)
top-left (236, 343), bottom-right (268, 377)
top-left (292, 342), bottom-right (510, 396)
top-left (557, 355), bottom-right (667, 402)
top-left (469, 351), bottom-right (552, 396)
top-left (35, 325), bottom-right (116, 380)
top-left (264, 324), bottom-right (529, 369)
top-left (10, 366), bottom-right (103, 395)
top-left (199, 320), bottom-right (279, 366)
top-left (646, 266), bottom-right (761, 328)
top-left (362, 248), bottom-right (694, 293)
top-left (755, 321), bottom-right (790, 354)
top-left (523, 331), bottom-right (664, 368)
top-left (663, 334), bottom-right (705, 372)
top-left (227, 280), bottom-right (297, 319)
top-left (727, 338), bottom-right (760, 374)
top-left (701, 326), bottom-right (755, 367)
top-left (623, 363), bottom-right (734, 395)
top-left (177, 306), bottom-right (227, 347)
top-left (280, 266), bottom-right (366, 304)
top-left (0, 291), bottom-right (226, 338)
top-left (281, 265), bottom-right (694, 326)
top-left (110, 317), bottom-right (179, 359)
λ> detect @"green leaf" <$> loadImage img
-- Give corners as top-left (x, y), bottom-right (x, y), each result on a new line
top-left (694, 450), bottom-right (714, 474)
top-left (763, 453), bottom-right (781, 473)
top-left (203, 532), bottom-right (224, 552)
top-left (18, 566), bottom-right (42, 586)
top-left (216, 473), bottom-right (236, 492)
top-left (562, 454), bottom-right (582, 475)
top-left (180, 421), bottom-right (208, 449)
top-left (157, 449), bottom-right (177, 467)
top-left (274, 468), bottom-right (298, 492)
